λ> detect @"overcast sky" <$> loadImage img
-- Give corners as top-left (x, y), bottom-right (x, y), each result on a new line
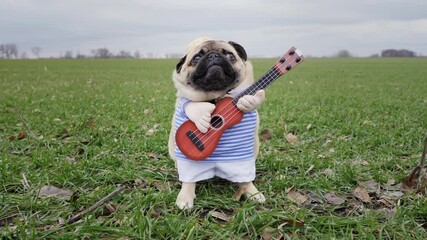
top-left (1, 0), bottom-right (426, 58)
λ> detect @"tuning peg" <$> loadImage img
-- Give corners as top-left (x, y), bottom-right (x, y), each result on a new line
top-left (285, 65), bottom-right (292, 70)
top-left (279, 57), bottom-right (286, 63)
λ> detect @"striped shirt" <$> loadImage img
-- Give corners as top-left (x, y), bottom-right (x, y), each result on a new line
top-left (174, 97), bottom-right (257, 162)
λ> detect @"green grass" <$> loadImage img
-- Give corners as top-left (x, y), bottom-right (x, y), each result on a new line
top-left (1, 57), bottom-right (427, 239)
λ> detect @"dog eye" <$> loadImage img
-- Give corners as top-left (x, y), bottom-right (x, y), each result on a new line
top-left (226, 53), bottom-right (235, 61)
top-left (192, 54), bottom-right (202, 64)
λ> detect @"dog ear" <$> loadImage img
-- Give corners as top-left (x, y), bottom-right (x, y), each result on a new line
top-left (176, 55), bottom-right (187, 73)
top-left (228, 41), bottom-right (247, 61)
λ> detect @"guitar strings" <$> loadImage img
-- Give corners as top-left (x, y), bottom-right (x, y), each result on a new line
top-left (187, 66), bottom-right (277, 144)
top-left (233, 66), bottom-right (276, 102)
top-left (187, 53), bottom-right (300, 159)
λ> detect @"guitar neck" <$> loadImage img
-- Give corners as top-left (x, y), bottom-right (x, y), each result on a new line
top-left (232, 46), bottom-right (304, 104)
top-left (232, 67), bottom-right (281, 104)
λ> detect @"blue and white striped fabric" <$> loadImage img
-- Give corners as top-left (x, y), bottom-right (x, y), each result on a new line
top-left (174, 97), bottom-right (257, 163)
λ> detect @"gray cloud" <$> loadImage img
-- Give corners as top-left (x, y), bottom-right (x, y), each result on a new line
top-left (1, 0), bottom-right (426, 57)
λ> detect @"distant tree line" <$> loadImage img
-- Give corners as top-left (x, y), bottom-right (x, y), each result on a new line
top-left (380, 49), bottom-right (416, 57)
top-left (0, 43), bottom-right (424, 59)
top-left (65, 48), bottom-right (143, 59)
top-left (0, 44), bottom-right (149, 59)
top-left (334, 49), bottom-right (419, 58)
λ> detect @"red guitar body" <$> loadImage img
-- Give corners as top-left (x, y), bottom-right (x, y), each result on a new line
top-left (175, 97), bottom-right (243, 160)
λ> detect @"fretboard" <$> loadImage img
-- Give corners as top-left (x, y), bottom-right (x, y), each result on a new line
top-left (232, 67), bottom-right (281, 104)
top-left (230, 46), bottom-right (304, 104)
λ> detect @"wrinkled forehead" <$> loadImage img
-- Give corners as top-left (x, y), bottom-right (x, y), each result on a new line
top-left (190, 40), bottom-right (235, 55)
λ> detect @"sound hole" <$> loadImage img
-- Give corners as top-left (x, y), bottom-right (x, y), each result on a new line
top-left (210, 116), bottom-right (224, 129)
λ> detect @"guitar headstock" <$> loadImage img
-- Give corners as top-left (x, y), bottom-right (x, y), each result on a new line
top-left (274, 47), bottom-right (304, 75)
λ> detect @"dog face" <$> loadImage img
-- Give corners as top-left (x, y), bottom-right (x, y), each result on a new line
top-left (172, 38), bottom-right (253, 101)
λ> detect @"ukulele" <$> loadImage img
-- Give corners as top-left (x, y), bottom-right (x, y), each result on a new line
top-left (176, 47), bottom-right (304, 160)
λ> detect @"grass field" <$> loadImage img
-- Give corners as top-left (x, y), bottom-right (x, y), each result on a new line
top-left (1, 57), bottom-right (427, 239)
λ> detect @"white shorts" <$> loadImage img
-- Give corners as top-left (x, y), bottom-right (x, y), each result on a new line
top-left (177, 159), bottom-right (256, 183)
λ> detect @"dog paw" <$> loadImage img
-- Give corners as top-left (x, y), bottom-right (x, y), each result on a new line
top-left (236, 90), bottom-right (265, 112)
top-left (176, 195), bottom-right (195, 210)
top-left (233, 182), bottom-right (266, 203)
top-left (176, 183), bottom-right (196, 210)
top-left (185, 102), bottom-right (215, 133)
top-left (176, 201), bottom-right (193, 210)
top-left (245, 191), bottom-right (266, 203)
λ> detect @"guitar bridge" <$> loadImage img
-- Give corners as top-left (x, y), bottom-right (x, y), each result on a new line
top-left (186, 131), bottom-right (205, 151)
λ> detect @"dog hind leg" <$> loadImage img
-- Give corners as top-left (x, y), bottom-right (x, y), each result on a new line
top-left (233, 181), bottom-right (265, 203)
top-left (176, 182), bottom-right (196, 209)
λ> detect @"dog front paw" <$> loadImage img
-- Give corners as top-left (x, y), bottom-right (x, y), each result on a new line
top-left (185, 102), bottom-right (215, 133)
top-left (236, 90), bottom-right (265, 112)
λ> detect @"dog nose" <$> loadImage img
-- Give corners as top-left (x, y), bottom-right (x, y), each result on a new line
top-left (208, 52), bottom-right (219, 60)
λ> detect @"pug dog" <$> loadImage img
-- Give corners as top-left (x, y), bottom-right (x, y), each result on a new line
top-left (168, 37), bottom-right (266, 209)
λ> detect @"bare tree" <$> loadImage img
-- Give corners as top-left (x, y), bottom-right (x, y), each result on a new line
top-left (335, 49), bottom-right (352, 58)
top-left (116, 50), bottom-right (132, 58)
top-left (0, 45), bottom-right (4, 59)
top-left (76, 52), bottom-right (86, 59)
top-left (64, 51), bottom-right (73, 59)
top-left (31, 47), bottom-right (42, 58)
top-left (92, 48), bottom-right (113, 58)
top-left (134, 50), bottom-right (140, 59)
top-left (0, 43), bottom-right (19, 58)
